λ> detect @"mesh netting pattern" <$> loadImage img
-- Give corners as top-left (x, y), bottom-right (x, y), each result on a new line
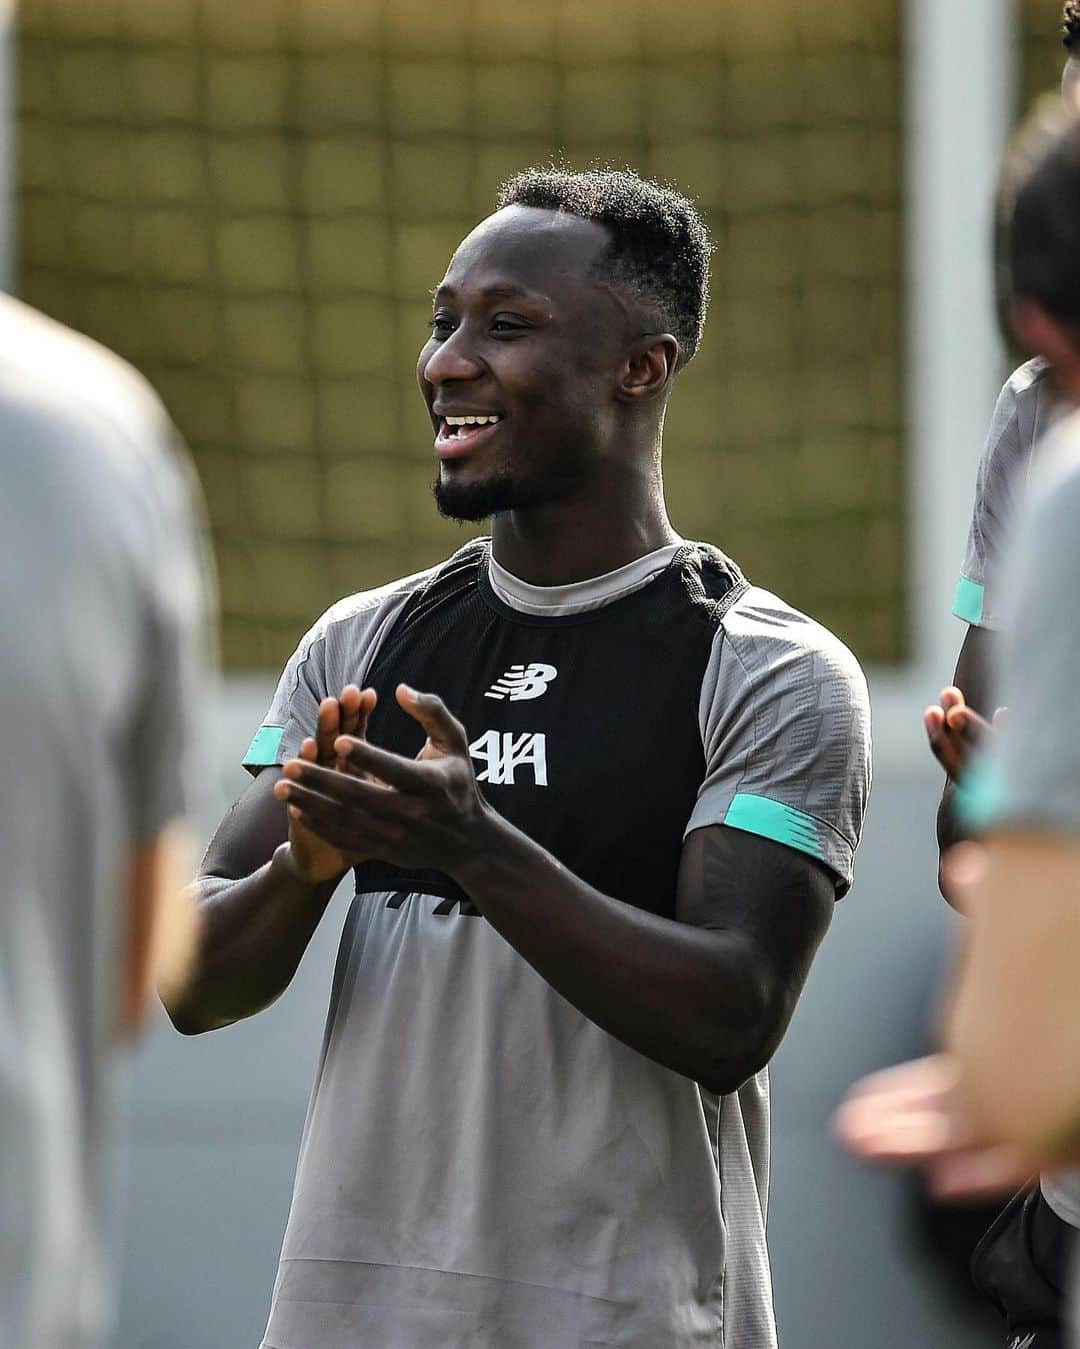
top-left (1022, 0), bottom-right (1075, 105)
top-left (17, 0), bottom-right (903, 667)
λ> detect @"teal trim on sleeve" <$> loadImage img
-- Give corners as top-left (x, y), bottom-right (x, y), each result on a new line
top-left (244, 724), bottom-right (285, 766)
top-left (723, 793), bottom-right (826, 861)
top-left (952, 576), bottom-right (985, 626)
top-left (955, 757), bottom-right (1006, 834)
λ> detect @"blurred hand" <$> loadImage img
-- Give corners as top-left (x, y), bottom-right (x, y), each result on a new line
top-left (924, 686), bottom-right (1002, 782)
top-left (281, 685), bottom-right (377, 884)
top-left (834, 1053), bottom-right (1035, 1199)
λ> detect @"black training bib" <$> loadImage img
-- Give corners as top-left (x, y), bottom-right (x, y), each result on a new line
top-left (353, 540), bottom-right (747, 917)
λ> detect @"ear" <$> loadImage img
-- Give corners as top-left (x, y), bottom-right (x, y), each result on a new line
top-left (1011, 299), bottom-right (1079, 372)
top-left (616, 334), bottom-right (679, 404)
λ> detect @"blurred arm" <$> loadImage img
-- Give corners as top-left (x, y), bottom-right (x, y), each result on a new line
top-left (119, 820), bottom-right (199, 1037)
top-left (946, 461), bottom-right (1080, 1160)
top-left (947, 831), bottom-right (1080, 1162)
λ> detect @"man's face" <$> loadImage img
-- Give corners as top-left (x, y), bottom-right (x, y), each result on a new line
top-left (417, 205), bottom-right (632, 522)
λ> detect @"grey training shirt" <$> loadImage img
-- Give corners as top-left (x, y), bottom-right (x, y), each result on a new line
top-left (245, 540), bottom-right (871, 1349)
top-left (0, 298), bottom-right (206, 1349)
top-left (953, 357), bottom-right (1060, 630)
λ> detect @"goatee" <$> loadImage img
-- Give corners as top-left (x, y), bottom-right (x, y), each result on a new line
top-left (433, 471), bottom-right (518, 523)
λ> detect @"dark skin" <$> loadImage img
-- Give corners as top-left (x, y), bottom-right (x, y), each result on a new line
top-left (171, 687), bottom-right (374, 1031)
top-left (425, 205), bottom-right (681, 581)
top-left (168, 206), bottom-right (836, 1096)
top-left (928, 625), bottom-right (998, 906)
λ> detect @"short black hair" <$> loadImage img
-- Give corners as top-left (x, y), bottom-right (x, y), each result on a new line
top-left (1065, 2), bottom-right (1080, 52)
top-left (996, 99), bottom-right (1080, 330)
top-left (495, 167), bottom-right (712, 369)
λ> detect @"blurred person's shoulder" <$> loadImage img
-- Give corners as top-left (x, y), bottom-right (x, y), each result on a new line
top-left (0, 295), bottom-right (173, 454)
top-left (0, 296), bottom-right (203, 555)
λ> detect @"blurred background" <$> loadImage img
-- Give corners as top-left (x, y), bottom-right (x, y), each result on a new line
top-left (3, 0), bottom-right (1069, 1344)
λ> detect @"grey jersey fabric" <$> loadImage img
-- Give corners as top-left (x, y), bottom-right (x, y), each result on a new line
top-left (687, 589), bottom-right (869, 892)
top-left (244, 542), bottom-right (870, 1349)
top-left (0, 298), bottom-right (206, 1349)
top-left (954, 358), bottom-right (1060, 629)
top-left (989, 411), bottom-right (1080, 835)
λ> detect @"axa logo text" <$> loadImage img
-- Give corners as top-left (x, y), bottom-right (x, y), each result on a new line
top-left (469, 730), bottom-right (548, 786)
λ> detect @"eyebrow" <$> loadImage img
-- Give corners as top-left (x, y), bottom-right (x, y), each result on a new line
top-left (432, 282), bottom-right (551, 305)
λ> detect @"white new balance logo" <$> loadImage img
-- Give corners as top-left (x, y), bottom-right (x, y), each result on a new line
top-left (469, 730), bottom-right (548, 786)
top-left (484, 663), bottom-right (558, 701)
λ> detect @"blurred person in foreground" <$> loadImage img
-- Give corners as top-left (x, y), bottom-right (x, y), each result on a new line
top-left (913, 9), bottom-right (1080, 1344)
top-left (934, 6), bottom-right (1080, 793)
top-left (837, 106), bottom-right (1080, 1349)
top-left (169, 168), bottom-right (871, 1349)
top-left (0, 296), bottom-right (207, 1349)
top-left (933, 3), bottom-right (1080, 862)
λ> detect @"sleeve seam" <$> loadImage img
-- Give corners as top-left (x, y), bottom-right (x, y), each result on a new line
top-left (720, 621), bottom-right (762, 804)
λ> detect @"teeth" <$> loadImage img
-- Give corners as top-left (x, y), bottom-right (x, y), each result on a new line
top-left (444, 414), bottom-right (501, 427)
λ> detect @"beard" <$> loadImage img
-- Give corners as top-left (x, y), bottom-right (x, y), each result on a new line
top-left (433, 469), bottom-right (519, 523)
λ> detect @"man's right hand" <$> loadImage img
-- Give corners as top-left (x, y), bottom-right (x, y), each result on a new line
top-left (284, 685), bottom-right (377, 884)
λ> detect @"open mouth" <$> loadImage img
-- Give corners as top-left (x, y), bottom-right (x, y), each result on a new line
top-left (435, 413), bottom-right (504, 457)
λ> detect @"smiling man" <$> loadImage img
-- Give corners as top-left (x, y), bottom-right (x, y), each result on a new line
top-left (170, 169), bottom-right (871, 1349)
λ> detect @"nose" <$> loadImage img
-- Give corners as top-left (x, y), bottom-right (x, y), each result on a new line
top-left (421, 325), bottom-right (484, 387)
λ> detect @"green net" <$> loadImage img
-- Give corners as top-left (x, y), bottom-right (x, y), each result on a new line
top-left (16, 0), bottom-right (903, 669)
top-left (1021, 0), bottom-right (1074, 104)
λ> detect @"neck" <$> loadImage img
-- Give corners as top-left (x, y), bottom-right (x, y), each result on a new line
top-left (490, 459), bottom-right (679, 586)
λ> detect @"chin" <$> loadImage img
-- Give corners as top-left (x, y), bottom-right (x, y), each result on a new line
top-left (433, 469), bottom-right (519, 523)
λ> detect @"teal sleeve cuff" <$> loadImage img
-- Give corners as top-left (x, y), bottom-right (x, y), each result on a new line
top-left (244, 724), bottom-right (285, 767)
top-left (952, 576), bottom-right (986, 626)
top-left (722, 792), bottom-right (827, 862)
top-left (955, 758), bottom-right (1006, 834)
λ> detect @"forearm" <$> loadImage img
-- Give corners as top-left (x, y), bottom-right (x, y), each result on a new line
top-left (166, 844), bottom-right (342, 1034)
top-left (946, 835), bottom-right (1080, 1158)
top-left (936, 782), bottom-right (970, 906)
top-left (935, 624), bottom-right (997, 904)
top-left (451, 814), bottom-right (778, 1093)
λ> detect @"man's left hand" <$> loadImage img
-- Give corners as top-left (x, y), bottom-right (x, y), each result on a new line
top-left (275, 684), bottom-right (490, 875)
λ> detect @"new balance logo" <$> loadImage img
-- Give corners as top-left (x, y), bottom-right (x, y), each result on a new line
top-left (469, 730), bottom-right (548, 786)
top-left (484, 663), bottom-right (558, 701)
